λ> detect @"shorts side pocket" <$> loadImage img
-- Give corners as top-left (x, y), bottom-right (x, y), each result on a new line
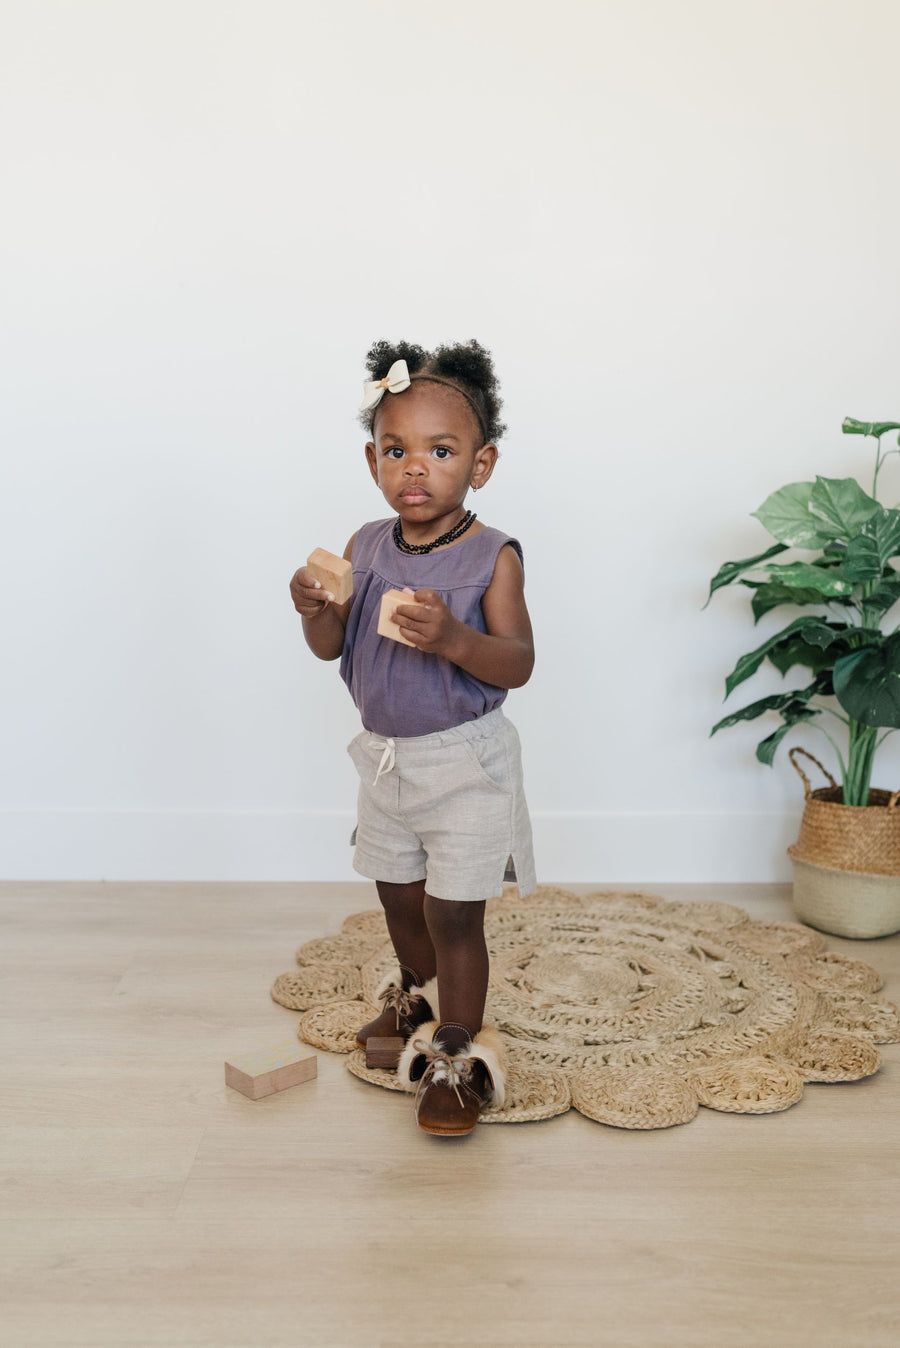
top-left (462, 725), bottom-right (514, 795)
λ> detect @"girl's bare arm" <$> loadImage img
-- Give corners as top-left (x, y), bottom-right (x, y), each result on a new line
top-left (290, 533), bottom-right (356, 661)
top-left (390, 544), bottom-right (534, 688)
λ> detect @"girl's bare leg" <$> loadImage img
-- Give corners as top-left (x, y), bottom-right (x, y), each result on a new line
top-left (423, 894), bottom-right (488, 1052)
top-left (375, 879), bottom-right (436, 985)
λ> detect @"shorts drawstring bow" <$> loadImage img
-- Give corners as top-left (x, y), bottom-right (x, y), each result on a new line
top-left (369, 736), bottom-right (396, 785)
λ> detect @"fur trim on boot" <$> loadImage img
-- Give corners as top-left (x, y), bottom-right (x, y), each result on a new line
top-left (397, 1021), bottom-right (507, 1111)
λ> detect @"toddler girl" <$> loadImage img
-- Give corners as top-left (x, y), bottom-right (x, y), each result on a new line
top-left (289, 339), bottom-right (536, 1135)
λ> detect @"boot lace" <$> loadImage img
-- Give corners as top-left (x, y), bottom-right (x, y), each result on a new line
top-left (411, 1041), bottom-right (478, 1111)
top-left (379, 983), bottom-right (418, 1031)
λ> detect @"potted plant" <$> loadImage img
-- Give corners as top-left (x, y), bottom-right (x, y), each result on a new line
top-left (706, 417), bottom-right (900, 938)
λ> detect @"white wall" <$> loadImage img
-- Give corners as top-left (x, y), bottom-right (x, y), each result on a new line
top-left (2, 0), bottom-right (899, 882)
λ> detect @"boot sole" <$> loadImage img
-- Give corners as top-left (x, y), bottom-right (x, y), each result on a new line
top-left (416, 1118), bottom-right (478, 1136)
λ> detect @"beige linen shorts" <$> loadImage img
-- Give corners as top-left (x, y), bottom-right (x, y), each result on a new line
top-left (347, 708), bottom-right (536, 903)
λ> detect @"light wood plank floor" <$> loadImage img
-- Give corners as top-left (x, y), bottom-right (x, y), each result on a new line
top-left (1, 880), bottom-right (897, 1348)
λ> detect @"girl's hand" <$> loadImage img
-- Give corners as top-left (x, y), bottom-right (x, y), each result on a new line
top-left (392, 589), bottom-right (462, 656)
top-left (289, 565), bottom-right (335, 618)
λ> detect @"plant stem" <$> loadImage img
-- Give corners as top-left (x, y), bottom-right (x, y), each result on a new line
top-left (836, 436), bottom-right (889, 802)
top-left (873, 433), bottom-right (883, 500)
top-left (811, 724), bottom-right (848, 780)
top-left (844, 718), bottom-right (878, 805)
top-left (818, 705), bottom-right (851, 727)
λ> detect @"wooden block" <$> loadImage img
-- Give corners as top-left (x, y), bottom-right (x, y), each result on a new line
top-left (365, 1036), bottom-right (405, 1071)
top-left (306, 547), bottom-right (353, 604)
top-left (224, 1042), bottom-right (317, 1100)
top-left (377, 588), bottom-right (425, 646)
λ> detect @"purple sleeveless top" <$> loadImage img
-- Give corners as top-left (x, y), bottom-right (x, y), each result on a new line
top-left (339, 518), bottom-right (524, 737)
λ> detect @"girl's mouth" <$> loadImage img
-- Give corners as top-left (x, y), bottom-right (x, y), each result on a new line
top-left (399, 490), bottom-right (430, 502)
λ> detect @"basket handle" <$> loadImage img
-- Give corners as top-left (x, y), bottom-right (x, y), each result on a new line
top-left (788, 746), bottom-right (838, 799)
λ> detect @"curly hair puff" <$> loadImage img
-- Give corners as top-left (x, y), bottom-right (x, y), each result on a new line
top-left (358, 338), bottom-right (507, 442)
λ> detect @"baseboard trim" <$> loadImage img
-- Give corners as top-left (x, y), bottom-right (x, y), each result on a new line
top-left (0, 808), bottom-right (800, 882)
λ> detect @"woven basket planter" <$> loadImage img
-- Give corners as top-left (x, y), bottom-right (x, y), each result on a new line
top-left (786, 748), bottom-right (900, 939)
top-left (790, 854), bottom-right (900, 939)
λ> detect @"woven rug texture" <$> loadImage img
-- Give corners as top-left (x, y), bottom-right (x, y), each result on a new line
top-left (270, 886), bottom-right (899, 1129)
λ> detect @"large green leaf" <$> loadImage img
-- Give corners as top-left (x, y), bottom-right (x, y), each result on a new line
top-left (833, 633), bottom-right (900, 728)
top-left (711, 682), bottom-right (824, 735)
top-left (872, 509), bottom-right (900, 560)
top-left (756, 711), bottom-right (820, 766)
top-left (724, 615), bottom-right (838, 697)
top-left (759, 561), bottom-right (855, 597)
top-left (842, 417), bottom-right (900, 439)
top-left (751, 482), bottom-right (832, 548)
top-left (841, 536), bottom-right (882, 584)
top-left (863, 571), bottom-right (900, 617)
top-left (767, 629), bottom-right (844, 679)
top-left (808, 476), bottom-right (880, 542)
top-left (740, 579), bottom-right (835, 622)
top-left (755, 671), bottom-right (833, 764)
top-left (840, 507), bottom-right (900, 583)
top-left (704, 542), bottom-right (788, 606)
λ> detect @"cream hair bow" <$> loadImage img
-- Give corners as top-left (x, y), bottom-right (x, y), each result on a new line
top-left (359, 358), bottom-right (411, 411)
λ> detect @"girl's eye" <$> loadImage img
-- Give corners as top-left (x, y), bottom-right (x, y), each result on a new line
top-left (432, 446), bottom-right (452, 459)
top-left (386, 447), bottom-right (404, 459)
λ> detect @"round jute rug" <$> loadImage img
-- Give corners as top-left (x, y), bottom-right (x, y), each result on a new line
top-left (270, 886), bottom-right (899, 1129)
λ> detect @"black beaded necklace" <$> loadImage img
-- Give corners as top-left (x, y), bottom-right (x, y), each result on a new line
top-left (393, 510), bottom-right (477, 555)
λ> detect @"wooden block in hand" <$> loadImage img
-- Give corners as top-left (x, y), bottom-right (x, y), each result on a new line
top-left (377, 588), bottom-right (425, 647)
top-left (224, 1042), bottom-right (317, 1100)
top-left (365, 1036), bottom-right (405, 1071)
top-left (306, 548), bottom-right (353, 604)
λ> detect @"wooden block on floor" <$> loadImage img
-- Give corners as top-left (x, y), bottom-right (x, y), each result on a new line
top-left (306, 547), bottom-right (353, 604)
top-left (377, 588), bottom-right (425, 646)
top-left (224, 1042), bottom-right (317, 1100)
top-left (365, 1036), bottom-right (405, 1070)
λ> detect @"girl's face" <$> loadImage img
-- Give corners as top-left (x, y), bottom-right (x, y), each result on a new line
top-left (365, 382), bottom-right (497, 538)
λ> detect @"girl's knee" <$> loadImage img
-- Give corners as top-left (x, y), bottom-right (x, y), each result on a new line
top-left (424, 894), bottom-right (486, 941)
top-left (376, 879), bottom-right (426, 908)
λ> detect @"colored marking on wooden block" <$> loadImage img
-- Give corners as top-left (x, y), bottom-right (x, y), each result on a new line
top-left (224, 1042), bottom-right (317, 1100)
top-left (365, 1036), bottom-right (405, 1071)
top-left (306, 547), bottom-right (353, 605)
top-left (377, 589), bottom-right (425, 647)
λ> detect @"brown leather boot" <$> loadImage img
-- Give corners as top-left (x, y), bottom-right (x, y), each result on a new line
top-left (397, 1021), bottom-right (507, 1136)
top-left (355, 967), bottom-right (439, 1050)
